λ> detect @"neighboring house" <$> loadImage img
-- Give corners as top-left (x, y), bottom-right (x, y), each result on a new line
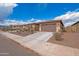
top-left (3, 20), bottom-right (64, 32)
top-left (0, 25), bottom-right (9, 31)
top-left (65, 21), bottom-right (79, 32)
top-left (6, 24), bottom-right (30, 32)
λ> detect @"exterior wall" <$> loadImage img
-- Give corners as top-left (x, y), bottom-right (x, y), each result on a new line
top-left (65, 22), bottom-right (79, 32)
top-left (56, 22), bottom-right (64, 32)
top-left (39, 24), bottom-right (42, 31)
top-left (65, 26), bottom-right (71, 32)
top-left (56, 22), bottom-right (60, 32)
top-left (76, 23), bottom-right (79, 32)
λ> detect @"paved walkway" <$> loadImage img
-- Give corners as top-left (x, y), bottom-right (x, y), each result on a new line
top-left (1, 32), bottom-right (79, 56)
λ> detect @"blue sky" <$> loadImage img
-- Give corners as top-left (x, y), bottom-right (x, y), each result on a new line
top-left (0, 3), bottom-right (79, 26)
top-left (8, 3), bottom-right (79, 20)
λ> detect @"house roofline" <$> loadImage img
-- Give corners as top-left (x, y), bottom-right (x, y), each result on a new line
top-left (9, 20), bottom-right (64, 26)
top-left (71, 21), bottom-right (79, 26)
top-left (28, 20), bottom-right (64, 26)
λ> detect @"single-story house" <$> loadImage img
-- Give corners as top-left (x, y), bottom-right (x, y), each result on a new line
top-left (29, 20), bottom-right (64, 32)
top-left (5, 20), bottom-right (64, 32)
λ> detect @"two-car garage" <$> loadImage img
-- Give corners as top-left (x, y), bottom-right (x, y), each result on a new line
top-left (41, 24), bottom-right (56, 32)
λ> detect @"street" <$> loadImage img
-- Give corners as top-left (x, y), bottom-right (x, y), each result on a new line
top-left (0, 33), bottom-right (39, 56)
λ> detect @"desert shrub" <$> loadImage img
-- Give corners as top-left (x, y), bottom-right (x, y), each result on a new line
top-left (31, 30), bottom-right (34, 34)
top-left (53, 32), bottom-right (62, 41)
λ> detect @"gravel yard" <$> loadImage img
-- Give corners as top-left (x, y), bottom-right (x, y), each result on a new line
top-left (10, 31), bottom-right (32, 37)
top-left (48, 32), bottom-right (79, 49)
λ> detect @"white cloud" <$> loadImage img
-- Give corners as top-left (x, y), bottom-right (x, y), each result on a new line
top-left (54, 10), bottom-right (79, 27)
top-left (0, 3), bottom-right (18, 7)
top-left (27, 18), bottom-right (45, 23)
top-left (0, 3), bottom-right (18, 26)
top-left (0, 19), bottom-right (26, 25)
top-left (27, 18), bottom-right (36, 22)
top-left (0, 3), bottom-right (18, 19)
top-left (0, 18), bottom-right (46, 26)
top-left (35, 20), bottom-right (44, 22)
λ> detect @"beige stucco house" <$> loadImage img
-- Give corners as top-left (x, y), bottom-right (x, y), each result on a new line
top-left (3, 20), bottom-right (64, 32)
top-left (29, 20), bottom-right (64, 32)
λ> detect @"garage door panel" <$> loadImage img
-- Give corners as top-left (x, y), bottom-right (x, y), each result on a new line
top-left (41, 24), bottom-right (56, 32)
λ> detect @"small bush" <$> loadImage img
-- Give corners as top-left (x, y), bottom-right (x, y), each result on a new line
top-left (53, 32), bottom-right (62, 41)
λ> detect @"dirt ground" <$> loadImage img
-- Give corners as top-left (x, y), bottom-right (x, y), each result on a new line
top-left (10, 31), bottom-right (32, 37)
top-left (48, 32), bottom-right (79, 49)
